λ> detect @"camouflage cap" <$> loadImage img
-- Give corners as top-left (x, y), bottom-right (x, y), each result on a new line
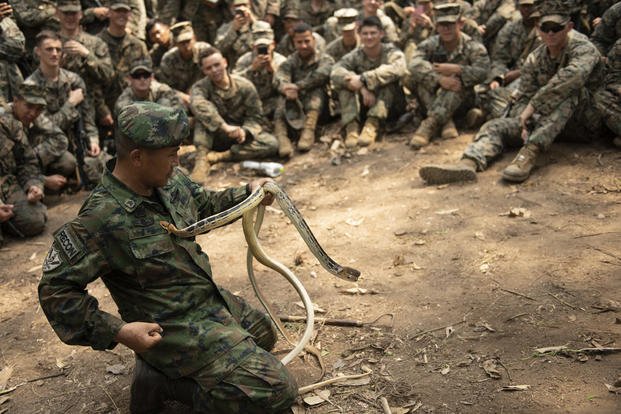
top-left (283, 8), bottom-right (301, 20)
top-left (434, 3), bottom-right (462, 23)
top-left (56, 0), bottom-right (82, 12)
top-left (170, 21), bottom-right (194, 43)
top-left (252, 20), bottom-right (274, 43)
top-left (536, 0), bottom-right (570, 24)
top-left (17, 82), bottom-right (47, 107)
top-left (117, 102), bottom-right (189, 149)
top-left (129, 57), bottom-right (153, 75)
top-left (518, 0), bottom-right (535, 5)
top-left (334, 8), bottom-right (358, 31)
top-left (233, 0), bottom-right (249, 5)
top-left (110, 0), bottom-right (131, 11)
top-left (284, 99), bottom-right (305, 130)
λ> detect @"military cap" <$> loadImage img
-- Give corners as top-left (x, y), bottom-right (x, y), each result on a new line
top-left (170, 21), bottom-right (194, 43)
top-left (129, 57), bottom-right (153, 75)
top-left (334, 8), bottom-right (358, 31)
top-left (110, 0), bottom-right (131, 11)
top-left (285, 99), bottom-right (305, 130)
top-left (518, 0), bottom-right (535, 5)
top-left (233, 0), bottom-right (249, 5)
top-left (56, 0), bottom-right (82, 12)
top-left (283, 9), bottom-right (301, 20)
top-left (117, 102), bottom-right (189, 149)
top-left (252, 20), bottom-right (274, 40)
top-left (536, 0), bottom-right (570, 24)
top-left (16, 82), bottom-right (47, 107)
top-left (434, 3), bottom-right (462, 23)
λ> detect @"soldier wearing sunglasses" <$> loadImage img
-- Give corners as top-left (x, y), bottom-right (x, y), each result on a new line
top-left (115, 58), bottom-right (183, 117)
top-left (419, 1), bottom-right (605, 185)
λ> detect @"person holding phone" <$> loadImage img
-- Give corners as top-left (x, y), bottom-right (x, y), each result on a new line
top-left (215, 0), bottom-right (259, 66)
top-left (233, 24), bottom-right (286, 121)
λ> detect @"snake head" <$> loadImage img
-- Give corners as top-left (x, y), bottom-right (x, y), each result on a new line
top-left (159, 221), bottom-right (179, 234)
top-left (339, 266), bottom-right (361, 282)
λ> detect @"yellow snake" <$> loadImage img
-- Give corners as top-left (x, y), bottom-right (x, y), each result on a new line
top-left (160, 181), bottom-right (361, 368)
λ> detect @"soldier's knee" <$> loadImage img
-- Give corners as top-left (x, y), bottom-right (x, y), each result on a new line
top-left (10, 202), bottom-right (47, 237)
top-left (268, 369), bottom-right (298, 413)
top-left (51, 151), bottom-right (77, 177)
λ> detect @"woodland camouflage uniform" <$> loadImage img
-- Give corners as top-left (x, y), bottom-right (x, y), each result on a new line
top-left (38, 102), bottom-right (296, 413)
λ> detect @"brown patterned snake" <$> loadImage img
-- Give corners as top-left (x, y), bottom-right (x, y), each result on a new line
top-left (160, 181), bottom-right (361, 380)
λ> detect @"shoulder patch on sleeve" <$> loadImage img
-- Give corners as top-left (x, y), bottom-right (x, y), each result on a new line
top-left (55, 226), bottom-right (86, 264)
top-left (42, 245), bottom-right (63, 273)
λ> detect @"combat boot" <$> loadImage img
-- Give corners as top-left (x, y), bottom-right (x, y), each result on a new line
top-left (502, 143), bottom-right (540, 183)
top-left (189, 147), bottom-right (210, 183)
top-left (409, 116), bottom-right (437, 149)
top-left (359, 117), bottom-right (380, 147)
top-left (419, 158), bottom-right (477, 185)
top-left (274, 118), bottom-right (294, 158)
top-left (344, 121), bottom-right (359, 148)
top-left (465, 108), bottom-right (486, 129)
top-left (441, 119), bottom-right (458, 140)
top-left (207, 150), bottom-right (233, 164)
top-left (297, 109), bottom-right (319, 152)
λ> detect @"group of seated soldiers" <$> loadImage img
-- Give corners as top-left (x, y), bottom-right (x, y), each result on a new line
top-left (0, 0), bottom-right (620, 245)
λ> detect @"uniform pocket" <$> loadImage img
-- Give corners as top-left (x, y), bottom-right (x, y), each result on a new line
top-left (129, 226), bottom-right (174, 259)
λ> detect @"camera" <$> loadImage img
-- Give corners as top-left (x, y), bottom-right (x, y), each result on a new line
top-left (257, 45), bottom-right (269, 55)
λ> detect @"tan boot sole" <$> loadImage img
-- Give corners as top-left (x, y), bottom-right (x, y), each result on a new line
top-left (501, 169), bottom-right (531, 183)
top-left (409, 135), bottom-right (429, 149)
top-left (419, 164), bottom-right (476, 185)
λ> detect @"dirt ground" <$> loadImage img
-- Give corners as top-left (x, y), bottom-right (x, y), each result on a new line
top-left (0, 128), bottom-right (620, 414)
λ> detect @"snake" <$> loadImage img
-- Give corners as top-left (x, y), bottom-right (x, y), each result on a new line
top-left (160, 181), bottom-right (361, 371)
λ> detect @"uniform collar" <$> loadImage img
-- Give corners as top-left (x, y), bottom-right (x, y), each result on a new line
top-left (101, 159), bottom-right (145, 213)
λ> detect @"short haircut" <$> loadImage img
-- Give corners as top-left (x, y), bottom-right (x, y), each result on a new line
top-left (35, 30), bottom-right (62, 47)
top-left (198, 46), bottom-right (222, 64)
top-left (358, 16), bottom-right (383, 32)
top-left (293, 22), bottom-right (313, 35)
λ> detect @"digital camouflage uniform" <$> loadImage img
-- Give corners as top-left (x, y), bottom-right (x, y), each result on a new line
top-left (463, 30), bottom-right (604, 170)
top-left (405, 32), bottom-right (490, 127)
top-left (38, 102), bottom-right (297, 413)
top-left (276, 32), bottom-right (326, 57)
top-left (590, 1), bottom-right (621, 55)
top-left (594, 38), bottom-right (621, 139)
top-left (274, 49), bottom-right (334, 125)
top-left (331, 43), bottom-right (407, 126)
top-left (158, 41), bottom-right (211, 94)
top-left (399, 15), bottom-right (435, 64)
top-left (471, 0), bottom-right (516, 50)
top-left (215, 20), bottom-right (263, 66)
top-left (25, 70), bottom-right (103, 182)
top-left (325, 36), bottom-right (359, 62)
top-left (480, 16), bottom-right (541, 118)
top-left (98, 29), bottom-right (149, 115)
top-left (0, 17), bottom-right (25, 110)
top-left (115, 80), bottom-right (184, 116)
top-left (299, 0), bottom-right (336, 32)
top-left (190, 73), bottom-right (279, 160)
top-left (233, 50), bottom-right (287, 117)
top-left (0, 109), bottom-right (47, 243)
top-left (9, 0), bottom-right (59, 55)
top-left (158, 0), bottom-right (230, 44)
top-left (60, 31), bottom-right (115, 123)
top-left (81, 0), bottom-right (147, 39)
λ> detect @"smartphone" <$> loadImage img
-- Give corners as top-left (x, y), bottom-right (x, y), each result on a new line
top-left (235, 8), bottom-right (244, 17)
top-left (257, 45), bottom-right (268, 55)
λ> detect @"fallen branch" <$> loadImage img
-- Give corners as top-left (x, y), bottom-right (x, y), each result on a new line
top-left (413, 319), bottom-right (467, 338)
top-left (536, 345), bottom-right (621, 355)
top-left (547, 293), bottom-right (578, 310)
top-left (499, 288), bottom-right (536, 302)
top-left (279, 313), bottom-right (394, 328)
top-left (0, 371), bottom-right (67, 396)
top-left (298, 368), bottom-right (372, 395)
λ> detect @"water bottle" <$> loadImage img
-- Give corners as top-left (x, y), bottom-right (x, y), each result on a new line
top-left (240, 161), bottom-right (284, 178)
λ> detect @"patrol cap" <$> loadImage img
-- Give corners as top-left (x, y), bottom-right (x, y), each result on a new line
top-left (117, 102), bottom-right (189, 149)
top-left (283, 9), bottom-right (301, 20)
top-left (170, 21), bottom-right (194, 43)
top-left (254, 35), bottom-right (273, 47)
top-left (334, 8), bottom-right (358, 31)
top-left (536, 0), bottom-right (570, 24)
top-left (56, 0), bottom-right (82, 12)
top-left (129, 57), bottom-right (153, 75)
top-left (434, 3), bottom-right (462, 23)
top-left (251, 20), bottom-right (274, 39)
top-left (285, 99), bottom-right (305, 130)
top-left (110, 0), bottom-right (131, 11)
top-left (16, 82), bottom-right (47, 107)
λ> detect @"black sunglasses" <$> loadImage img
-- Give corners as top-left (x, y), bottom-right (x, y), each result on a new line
top-left (539, 22), bottom-right (565, 34)
top-left (130, 71), bottom-right (152, 79)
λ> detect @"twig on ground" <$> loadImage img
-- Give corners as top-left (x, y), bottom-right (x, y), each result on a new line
top-left (547, 293), bottom-right (578, 310)
top-left (278, 313), bottom-right (394, 328)
top-left (536, 345), bottom-right (621, 355)
top-left (99, 385), bottom-right (120, 414)
top-left (413, 319), bottom-right (467, 338)
top-left (379, 396), bottom-right (392, 414)
top-left (587, 246), bottom-right (621, 262)
top-left (497, 360), bottom-right (512, 383)
top-left (498, 288), bottom-right (536, 302)
top-left (505, 313), bottom-right (529, 322)
top-left (298, 368), bottom-right (372, 395)
top-left (573, 232), bottom-right (620, 239)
